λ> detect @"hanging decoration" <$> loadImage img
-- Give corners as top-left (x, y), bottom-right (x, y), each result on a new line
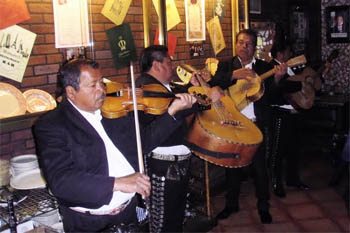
top-left (0, 0), bottom-right (30, 30)
top-left (185, 0), bottom-right (206, 41)
top-left (206, 16), bottom-right (226, 55)
top-left (152, 0), bottom-right (181, 31)
top-left (214, 0), bottom-right (225, 18)
top-left (154, 30), bottom-right (177, 58)
top-left (101, 0), bottom-right (132, 26)
top-left (53, 0), bottom-right (91, 48)
top-left (106, 23), bottom-right (137, 69)
top-left (0, 25), bottom-right (36, 83)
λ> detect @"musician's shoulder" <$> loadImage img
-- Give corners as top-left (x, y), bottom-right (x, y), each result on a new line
top-left (219, 56), bottom-right (235, 64)
top-left (255, 59), bottom-right (273, 71)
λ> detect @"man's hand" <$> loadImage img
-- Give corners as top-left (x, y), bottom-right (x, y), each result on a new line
top-left (168, 93), bottom-right (197, 116)
top-left (114, 173), bottom-right (151, 197)
top-left (274, 63), bottom-right (288, 82)
top-left (208, 86), bottom-right (224, 102)
top-left (190, 70), bottom-right (211, 86)
top-left (232, 68), bottom-right (255, 81)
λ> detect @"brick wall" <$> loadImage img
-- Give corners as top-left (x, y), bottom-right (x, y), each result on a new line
top-left (0, 0), bottom-right (233, 159)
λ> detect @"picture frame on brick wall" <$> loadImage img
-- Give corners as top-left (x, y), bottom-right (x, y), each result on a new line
top-left (185, 0), bottom-right (206, 42)
top-left (249, 0), bottom-right (261, 14)
top-left (326, 5), bottom-right (350, 43)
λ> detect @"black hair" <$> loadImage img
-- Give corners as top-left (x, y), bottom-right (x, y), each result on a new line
top-left (57, 58), bottom-right (99, 94)
top-left (270, 39), bottom-right (291, 58)
top-left (139, 45), bottom-right (169, 73)
top-left (236, 29), bottom-right (258, 47)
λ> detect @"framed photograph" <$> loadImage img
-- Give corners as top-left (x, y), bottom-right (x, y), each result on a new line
top-left (249, 0), bottom-right (261, 14)
top-left (326, 5), bottom-right (350, 43)
top-left (185, 0), bottom-right (206, 42)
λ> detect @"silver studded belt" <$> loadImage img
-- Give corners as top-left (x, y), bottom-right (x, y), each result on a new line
top-left (149, 152), bottom-right (191, 162)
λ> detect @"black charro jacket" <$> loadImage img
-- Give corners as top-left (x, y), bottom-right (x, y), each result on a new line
top-left (34, 98), bottom-right (183, 209)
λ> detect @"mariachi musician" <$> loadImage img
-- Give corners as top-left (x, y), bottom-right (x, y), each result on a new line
top-left (135, 45), bottom-right (206, 233)
top-left (34, 58), bottom-right (197, 232)
top-left (268, 38), bottom-right (312, 198)
top-left (191, 29), bottom-right (287, 224)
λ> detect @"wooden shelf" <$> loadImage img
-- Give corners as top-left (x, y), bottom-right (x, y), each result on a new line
top-left (0, 112), bottom-right (46, 134)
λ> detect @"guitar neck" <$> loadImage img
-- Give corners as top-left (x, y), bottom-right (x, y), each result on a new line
top-left (260, 67), bottom-right (277, 81)
top-left (259, 55), bottom-right (307, 81)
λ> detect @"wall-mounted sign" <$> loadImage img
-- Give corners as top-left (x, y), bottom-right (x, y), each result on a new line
top-left (0, 25), bottom-right (36, 82)
top-left (53, 0), bottom-right (91, 48)
top-left (206, 16), bottom-right (225, 55)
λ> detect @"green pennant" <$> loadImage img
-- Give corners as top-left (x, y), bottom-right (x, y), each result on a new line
top-left (106, 23), bottom-right (136, 69)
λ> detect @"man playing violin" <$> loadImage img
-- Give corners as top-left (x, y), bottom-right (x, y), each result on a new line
top-left (34, 58), bottom-right (197, 232)
top-left (135, 45), bottom-right (204, 232)
top-left (192, 29), bottom-right (287, 224)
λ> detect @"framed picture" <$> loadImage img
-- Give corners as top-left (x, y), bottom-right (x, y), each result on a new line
top-left (249, 0), bottom-right (261, 14)
top-left (326, 5), bottom-right (350, 43)
top-left (185, 0), bottom-right (206, 41)
top-left (250, 21), bottom-right (275, 61)
top-left (53, 0), bottom-right (91, 48)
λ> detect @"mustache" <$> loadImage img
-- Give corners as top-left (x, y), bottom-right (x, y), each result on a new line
top-left (98, 93), bottom-right (106, 101)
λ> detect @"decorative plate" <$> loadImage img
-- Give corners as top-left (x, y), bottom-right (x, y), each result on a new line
top-left (0, 82), bottom-right (27, 119)
top-left (23, 89), bottom-right (57, 113)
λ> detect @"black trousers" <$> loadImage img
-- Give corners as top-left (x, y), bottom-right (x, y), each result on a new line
top-left (146, 155), bottom-right (191, 233)
top-left (59, 196), bottom-right (138, 232)
top-left (270, 107), bottom-right (301, 186)
top-left (224, 123), bottom-right (270, 211)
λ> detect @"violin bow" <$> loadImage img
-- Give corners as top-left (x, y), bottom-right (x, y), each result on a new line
top-left (129, 61), bottom-right (145, 173)
top-left (130, 62), bottom-right (151, 229)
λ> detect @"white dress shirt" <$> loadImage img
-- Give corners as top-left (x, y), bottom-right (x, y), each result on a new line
top-left (152, 83), bottom-right (191, 156)
top-left (69, 100), bottom-right (135, 212)
top-left (239, 57), bottom-right (257, 120)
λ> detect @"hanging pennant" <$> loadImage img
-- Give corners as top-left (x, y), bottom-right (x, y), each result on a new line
top-left (106, 23), bottom-right (137, 69)
top-left (154, 30), bottom-right (177, 58)
top-left (206, 16), bottom-right (226, 55)
top-left (101, 0), bottom-right (132, 26)
top-left (0, 0), bottom-right (30, 30)
top-left (0, 25), bottom-right (36, 83)
top-left (152, 0), bottom-right (181, 31)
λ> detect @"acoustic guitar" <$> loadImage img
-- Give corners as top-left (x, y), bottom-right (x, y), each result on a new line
top-left (286, 49), bottom-right (339, 109)
top-left (227, 55), bottom-right (307, 111)
top-left (177, 64), bottom-right (263, 168)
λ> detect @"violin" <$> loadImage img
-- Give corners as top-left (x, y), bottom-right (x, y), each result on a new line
top-left (101, 81), bottom-right (210, 119)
